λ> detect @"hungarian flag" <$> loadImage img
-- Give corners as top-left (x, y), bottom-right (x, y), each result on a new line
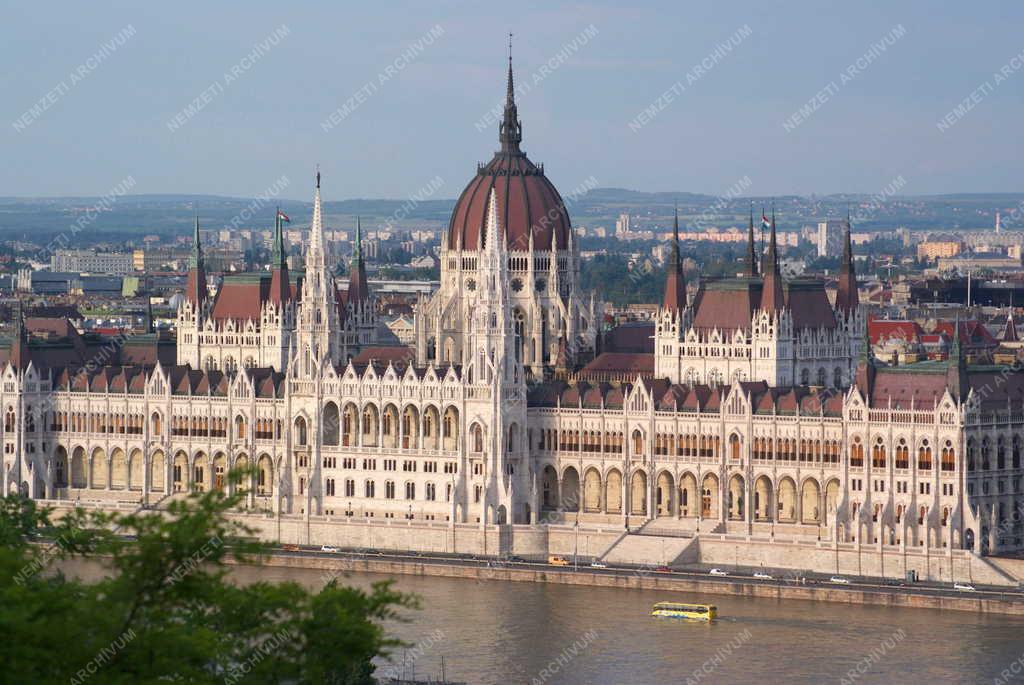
top-left (761, 212), bottom-right (771, 231)
top-left (277, 210), bottom-right (290, 223)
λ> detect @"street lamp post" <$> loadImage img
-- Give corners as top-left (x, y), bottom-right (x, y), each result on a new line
top-left (574, 511), bottom-right (580, 571)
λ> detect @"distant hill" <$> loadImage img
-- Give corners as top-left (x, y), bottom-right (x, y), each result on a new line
top-left (0, 188), bottom-right (1021, 239)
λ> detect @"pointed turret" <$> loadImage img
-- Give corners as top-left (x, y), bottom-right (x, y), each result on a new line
top-left (759, 207), bottom-right (785, 313)
top-left (835, 212), bottom-right (859, 315)
top-left (185, 216), bottom-right (207, 307)
top-left (947, 315), bottom-right (968, 402)
top-left (498, 34), bottom-right (523, 154)
top-left (745, 205), bottom-right (758, 277)
top-left (1003, 310), bottom-right (1019, 342)
top-left (662, 206), bottom-right (687, 315)
top-left (269, 208), bottom-right (291, 305)
top-left (554, 334), bottom-right (570, 379)
top-left (8, 299), bottom-right (29, 371)
top-left (854, 324), bottom-right (876, 398)
top-left (347, 216), bottom-right (369, 306)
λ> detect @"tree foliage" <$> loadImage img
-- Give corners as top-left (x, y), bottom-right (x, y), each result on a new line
top-left (0, 473), bottom-right (416, 684)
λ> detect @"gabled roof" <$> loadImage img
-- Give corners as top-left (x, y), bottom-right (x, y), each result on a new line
top-left (869, 319), bottom-right (922, 345)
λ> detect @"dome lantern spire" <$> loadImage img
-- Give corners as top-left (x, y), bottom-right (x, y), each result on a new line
top-left (499, 33), bottom-right (522, 154)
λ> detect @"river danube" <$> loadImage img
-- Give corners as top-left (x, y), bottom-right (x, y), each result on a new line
top-left (61, 560), bottom-right (1024, 684)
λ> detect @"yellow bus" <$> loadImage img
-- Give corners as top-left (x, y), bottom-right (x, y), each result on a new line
top-left (651, 602), bottom-right (717, 621)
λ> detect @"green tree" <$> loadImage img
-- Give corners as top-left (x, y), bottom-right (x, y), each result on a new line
top-left (0, 472), bottom-right (416, 684)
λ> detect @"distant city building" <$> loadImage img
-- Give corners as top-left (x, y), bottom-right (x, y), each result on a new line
top-left (917, 239), bottom-right (963, 261)
top-left (133, 247), bottom-right (191, 272)
top-left (816, 219), bottom-right (848, 257)
top-left (50, 249), bottom-right (132, 275)
top-left (936, 254), bottom-right (1022, 272)
top-left (615, 213), bottom-right (631, 236)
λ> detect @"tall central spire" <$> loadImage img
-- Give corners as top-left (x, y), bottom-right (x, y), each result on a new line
top-left (499, 33), bottom-right (522, 154)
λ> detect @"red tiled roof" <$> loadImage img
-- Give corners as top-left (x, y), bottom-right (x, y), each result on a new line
top-left (691, 279), bottom-right (762, 332)
top-left (933, 320), bottom-right (997, 348)
top-left (577, 352), bottom-right (653, 381)
top-left (869, 319), bottom-right (922, 345)
top-left (785, 280), bottom-right (836, 329)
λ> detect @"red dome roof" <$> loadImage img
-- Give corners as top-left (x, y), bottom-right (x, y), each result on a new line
top-left (447, 61), bottom-right (571, 252)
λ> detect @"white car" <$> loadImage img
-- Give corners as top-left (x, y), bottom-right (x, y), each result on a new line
top-left (320, 545), bottom-right (340, 553)
top-left (830, 576), bottom-right (851, 585)
top-left (590, 561), bottom-right (608, 569)
top-left (953, 583), bottom-right (976, 592)
top-left (753, 571), bottom-right (773, 580)
top-left (709, 568), bottom-right (729, 577)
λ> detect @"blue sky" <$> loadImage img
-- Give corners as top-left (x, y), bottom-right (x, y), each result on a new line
top-left (3, 0), bottom-right (1022, 200)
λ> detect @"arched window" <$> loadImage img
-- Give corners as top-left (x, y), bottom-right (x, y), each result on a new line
top-left (918, 440), bottom-right (932, 470)
top-left (941, 441), bottom-right (955, 471)
top-left (471, 424), bottom-right (484, 453)
top-left (850, 436), bottom-right (864, 466)
top-left (294, 416), bottom-right (308, 446)
top-left (632, 430), bottom-right (644, 454)
top-left (872, 438), bottom-right (886, 468)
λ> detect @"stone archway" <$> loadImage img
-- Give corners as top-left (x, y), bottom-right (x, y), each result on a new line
top-left (728, 474), bottom-right (745, 520)
top-left (583, 468), bottom-right (602, 513)
top-left (71, 447), bottom-right (87, 489)
top-left (561, 467), bottom-right (580, 512)
top-left (90, 448), bottom-right (107, 489)
top-left (801, 478), bottom-right (821, 523)
top-left (630, 470), bottom-right (647, 516)
top-left (656, 471), bottom-right (674, 517)
top-left (701, 473), bottom-right (719, 518)
top-left (754, 475), bottom-right (773, 521)
top-left (679, 472), bottom-right (697, 518)
top-left (150, 450), bottom-right (165, 492)
top-left (777, 477), bottom-right (797, 522)
top-left (541, 465), bottom-right (559, 511)
top-left (605, 469), bottom-right (622, 514)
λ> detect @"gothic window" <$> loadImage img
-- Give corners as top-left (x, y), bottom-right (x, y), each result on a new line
top-left (918, 439), bottom-right (932, 470)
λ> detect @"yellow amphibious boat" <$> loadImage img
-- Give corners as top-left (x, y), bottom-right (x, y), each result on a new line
top-left (651, 602), bottom-right (717, 621)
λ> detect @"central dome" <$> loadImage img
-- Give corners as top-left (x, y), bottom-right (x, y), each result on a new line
top-left (447, 60), bottom-right (571, 253)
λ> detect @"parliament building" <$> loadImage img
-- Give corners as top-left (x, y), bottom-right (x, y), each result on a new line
top-left (3, 59), bottom-right (1023, 573)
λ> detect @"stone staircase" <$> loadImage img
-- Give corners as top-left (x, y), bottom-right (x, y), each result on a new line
top-left (598, 532), bottom-right (699, 567)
